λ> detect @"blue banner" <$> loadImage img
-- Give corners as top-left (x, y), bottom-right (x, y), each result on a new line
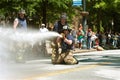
top-left (73, 0), bottom-right (82, 6)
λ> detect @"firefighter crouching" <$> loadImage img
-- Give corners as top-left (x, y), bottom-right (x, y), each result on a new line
top-left (51, 25), bottom-right (78, 64)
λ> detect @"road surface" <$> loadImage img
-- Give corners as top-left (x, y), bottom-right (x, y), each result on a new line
top-left (0, 50), bottom-right (120, 80)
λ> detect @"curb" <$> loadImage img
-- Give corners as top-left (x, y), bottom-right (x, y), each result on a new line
top-left (73, 48), bottom-right (97, 54)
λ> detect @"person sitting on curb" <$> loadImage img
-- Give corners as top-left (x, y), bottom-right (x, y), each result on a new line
top-left (93, 38), bottom-right (104, 51)
top-left (77, 24), bottom-right (84, 49)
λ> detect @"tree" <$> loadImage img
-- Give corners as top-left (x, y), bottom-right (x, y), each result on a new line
top-left (87, 0), bottom-right (120, 32)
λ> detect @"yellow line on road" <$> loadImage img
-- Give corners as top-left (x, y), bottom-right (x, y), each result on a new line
top-left (24, 62), bottom-right (111, 80)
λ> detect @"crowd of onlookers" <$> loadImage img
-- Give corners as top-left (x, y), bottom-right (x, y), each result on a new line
top-left (1, 12), bottom-right (120, 51)
top-left (71, 24), bottom-right (120, 50)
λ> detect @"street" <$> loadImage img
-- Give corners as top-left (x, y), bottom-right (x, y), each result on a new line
top-left (0, 50), bottom-right (120, 80)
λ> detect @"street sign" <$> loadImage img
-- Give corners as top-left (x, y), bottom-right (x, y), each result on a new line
top-left (73, 0), bottom-right (82, 6)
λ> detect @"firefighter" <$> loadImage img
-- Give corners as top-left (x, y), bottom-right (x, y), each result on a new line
top-left (12, 9), bottom-right (28, 63)
top-left (51, 25), bottom-right (78, 64)
top-left (13, 9), bottom-right (27, 31)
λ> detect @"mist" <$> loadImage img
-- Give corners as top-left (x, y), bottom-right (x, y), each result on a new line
top-left (0, 27), bottom-right (61, 63)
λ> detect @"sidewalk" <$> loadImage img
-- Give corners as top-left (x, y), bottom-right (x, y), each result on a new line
top-left (73, 48), bottom-right (97, 54)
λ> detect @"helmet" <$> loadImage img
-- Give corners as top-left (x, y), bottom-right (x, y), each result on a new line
top-left (62, 25), bottom-right (71, 32)
top-left (61, 15), bottom-right (67, 19)
top-left (19, 9), bottom-right (26, 14)
top-left (63, 25), bottom-right (68, 30)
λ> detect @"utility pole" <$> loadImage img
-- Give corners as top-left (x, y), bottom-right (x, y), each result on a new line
top-left (83, 0), bottom-right (86, 31)
top-left (80, 0), bottom-right (89, 48)
top-left (72, 0), bottom-right (88, 48)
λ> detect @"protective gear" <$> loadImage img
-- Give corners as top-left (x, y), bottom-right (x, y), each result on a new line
top-left (53, 13), bottom-right (68, 33)
top-left (60, 14), bottom-right (67, 19)
top-left (19, 9), bottom-right (26, 14)
top-left (51, 41), bottom-right (78, 64)
top-left (62, 25), bottom-right (71, 32)
top-left (60, 33), bottom-right (65, 39)
top-left (63, 25), bottom-right (69, 30)
top-left (51, 41), bottom-right (59, 64)
top-left (10, 42), bottom-right (27, 63)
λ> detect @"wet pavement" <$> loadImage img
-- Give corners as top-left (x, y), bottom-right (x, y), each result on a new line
top-left (1, 50), bottom-right (120, 80)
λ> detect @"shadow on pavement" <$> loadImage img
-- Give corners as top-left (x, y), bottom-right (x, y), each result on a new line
top-left (77, 55), bottom-right (120, 68)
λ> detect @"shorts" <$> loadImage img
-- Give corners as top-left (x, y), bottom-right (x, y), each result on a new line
top-left (77, 38), bottom-right (83, 43)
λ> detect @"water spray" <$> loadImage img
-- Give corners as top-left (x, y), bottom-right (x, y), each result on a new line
top-left (0, 27), bottom-right (61, 63)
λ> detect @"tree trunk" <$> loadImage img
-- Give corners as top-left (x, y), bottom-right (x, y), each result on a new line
top-left (42, 0), bottom-right (48, 27)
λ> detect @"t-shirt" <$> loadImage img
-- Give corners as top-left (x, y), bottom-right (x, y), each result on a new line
top-left (39, 28), bottom-right (48, 32)
top-left (77, 30), bottom-right (84, 40)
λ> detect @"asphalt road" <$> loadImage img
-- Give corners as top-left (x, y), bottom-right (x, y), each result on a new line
top-left (0, 50), bottom-right (120, 80)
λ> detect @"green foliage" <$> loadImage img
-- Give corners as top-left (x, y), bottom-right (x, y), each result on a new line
top-left (87, 0), bottom-right (120, 32)
top-left (0, 0), bottom-right (77, 28)
top-left (94, 1), bottom-right (106, 9)
top-left (93, 25), bottom-right (97, 32)
top-left (99, 20), bottom-right (104, 32)
top-left (0, 0), bottom-right (120, 32)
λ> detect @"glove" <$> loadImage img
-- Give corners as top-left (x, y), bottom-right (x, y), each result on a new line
top-left (60, 33), bottom-right (65, 39)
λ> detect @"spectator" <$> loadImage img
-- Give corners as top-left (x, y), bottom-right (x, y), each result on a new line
top-left (113, 32), bottom-right (118, 48)
top-left (86, 28), bottom-right (92, 49)
top-left (77, 24), bottom-right (84, 49)
top-left (97, 32), bottom-right (103, 46)
top-left (39, 23), bottom-right (48, 32)
top-left (117, 33), bottom-right (120, 48)
top-left (91, 32), bottom-right (98, 47)
top-left (71, 27), bottom-right (77, 50)
top-left (108, 32), bottom-right (111, 45)
top-left (102, 33), bottom-right (107, 47)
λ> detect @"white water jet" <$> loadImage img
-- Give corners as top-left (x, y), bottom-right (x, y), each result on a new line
top-left (0, 27), bottom-right (61, 63)
top-left (0, 27), bottom-right (62, 80)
